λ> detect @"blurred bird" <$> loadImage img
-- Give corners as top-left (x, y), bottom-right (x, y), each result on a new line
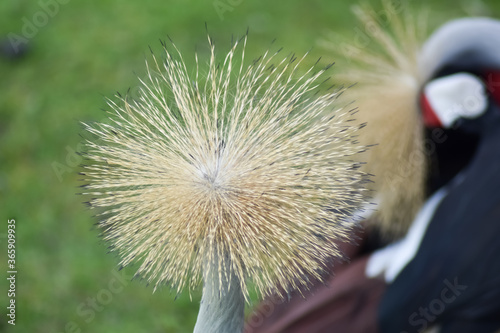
top-left (81, 34), bottom-right (371, 332)
top-left (373, 18), bottom-right (500, 333)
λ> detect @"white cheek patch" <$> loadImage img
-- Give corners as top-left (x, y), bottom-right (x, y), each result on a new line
top-left (424, 72), bottom-right (488, 128)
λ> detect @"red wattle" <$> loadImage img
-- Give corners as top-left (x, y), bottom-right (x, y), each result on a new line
top-left (484, 70), bottom-right (500, 107)
top-left (420, 94), bottom-right (442, 127)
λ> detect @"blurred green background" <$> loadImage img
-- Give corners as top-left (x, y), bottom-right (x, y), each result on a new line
top-left (1, 0), bottom-right (499, 332)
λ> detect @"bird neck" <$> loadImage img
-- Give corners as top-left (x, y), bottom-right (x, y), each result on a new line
top-left (193, 255), bottom-right (245, 333)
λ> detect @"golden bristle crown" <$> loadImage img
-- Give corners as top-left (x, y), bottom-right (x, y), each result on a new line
top-left (321, 1), bottom-right (428, 238)
top-left (81, 34), bottom-right (370, 300)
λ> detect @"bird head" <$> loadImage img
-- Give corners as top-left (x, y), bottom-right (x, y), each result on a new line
top-left (419, 18), bottom-right (500, 134)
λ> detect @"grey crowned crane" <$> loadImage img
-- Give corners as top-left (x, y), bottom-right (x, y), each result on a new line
top-left (375, 18), bottom-right (500, 333)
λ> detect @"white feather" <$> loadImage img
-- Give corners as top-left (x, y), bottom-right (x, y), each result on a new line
top-left (366, 187), bottom-right (448, 282)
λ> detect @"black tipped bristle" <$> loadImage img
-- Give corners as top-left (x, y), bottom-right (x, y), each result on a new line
top-left (321, 77), bottom-right (331, 85)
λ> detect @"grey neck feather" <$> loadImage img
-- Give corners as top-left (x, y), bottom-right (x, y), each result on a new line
top-left (193, 254), bottom-right (245, 333)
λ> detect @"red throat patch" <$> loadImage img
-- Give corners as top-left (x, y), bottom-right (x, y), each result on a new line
top-left (484, 70), bottom-right (500, 106)
top-left (420, 93), bottom-right (442, 127)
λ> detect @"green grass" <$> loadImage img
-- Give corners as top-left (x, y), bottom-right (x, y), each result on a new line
top-left (1, 0), bottom-right (499, 332)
